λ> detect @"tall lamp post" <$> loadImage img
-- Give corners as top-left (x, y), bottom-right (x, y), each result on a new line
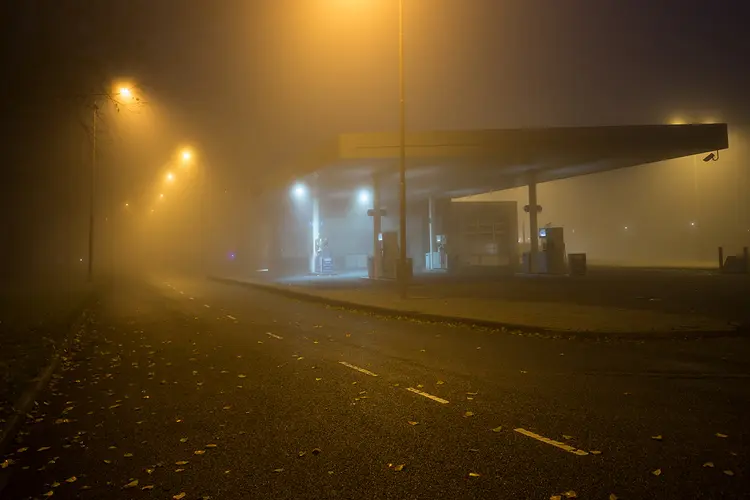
top-left (397, 0), bottom-right (408, 298)
top-left (86, 86), bottom-right (133, 282)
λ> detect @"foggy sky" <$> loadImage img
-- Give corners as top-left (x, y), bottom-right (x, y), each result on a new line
top-left (1, 0), bottom-right (749, 274)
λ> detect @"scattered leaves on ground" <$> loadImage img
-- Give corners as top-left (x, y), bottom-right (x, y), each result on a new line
top-left (194, 450), bottom-right (206, 455)
top-left (703, 462), bottom-right (715, 468)
top-left (590, 450), bottom-right (602, 455)
top-left (464, 411), bottom-right (474, 417)
top-left (408, 421), bottom-right (419, 426)
top-left (563, 491), bottom-right (577, 498)
top-left (468, 472), bottom-right (480, 477)
top-left (122, 479), bottom-right (139, 489)
top-left (173, 493), bottom-right (187, 500)
top-left (180, 437), bottom-right (188, 443)
top-left (716, 432), bottom-right (728, 438)
top-left (652, 468), bottom-right (662, 476)
top-left (651, 435), bottom-right (663, 441)
top-left (273, 468), bottom-right (284, 473)
top-left (175, 461), bottom-right (189, 465)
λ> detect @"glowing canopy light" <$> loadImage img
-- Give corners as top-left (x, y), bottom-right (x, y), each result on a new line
top-left (292, 183), bottom-right (306, 199)
top-left (119, 87), bottom-right (132, 98)
top-left (358, 189), bottom-right (370, 205)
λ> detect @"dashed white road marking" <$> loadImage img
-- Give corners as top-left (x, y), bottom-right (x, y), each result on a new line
top-left (204, 304), bottom-right (210, 308)
top-left (226, 315), bottom-right (237, 320)
top-left (338, 361), bottom-right (378, 377)
top-left (513, 428), bottom-right (589, 456)
top-left (266, 332), bottom-right (283, 340)
top-left (405, 387), bottom-right (449, 404)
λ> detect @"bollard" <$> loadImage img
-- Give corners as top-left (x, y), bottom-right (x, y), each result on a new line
top-left (718, 246), bottom-right (724, 271)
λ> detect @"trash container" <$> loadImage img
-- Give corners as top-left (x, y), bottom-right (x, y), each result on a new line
top-left (568, 253), bottom-right (587, 276)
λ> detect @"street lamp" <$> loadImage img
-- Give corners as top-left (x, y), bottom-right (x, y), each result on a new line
top-left (166, 172), bottom-right (175, 183)
top-left (396, 0), bottom-right (408, 298)
top-left (182, 150), bottom-right (192, 162)
top-left (119, 87), bottom-right (132, 98)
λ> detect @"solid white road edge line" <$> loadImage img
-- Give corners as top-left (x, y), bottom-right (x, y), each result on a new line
top-left (513, 428), bottom-right (589, 456)
top-left (338, 361), bottom-right (379, 377)
top-left (405, 387), bottom-right (449, 404)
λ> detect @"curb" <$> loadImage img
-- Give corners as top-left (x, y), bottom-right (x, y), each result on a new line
top-left (0, 293), bottom-right (94, 460)
top-left (211, 277), bottom-right (746, 341)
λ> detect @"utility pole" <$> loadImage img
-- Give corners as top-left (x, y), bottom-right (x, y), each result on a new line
top-left (397, 0), bottom-right (408, 298)
top-left (88, 103), bottom-right (98, 282)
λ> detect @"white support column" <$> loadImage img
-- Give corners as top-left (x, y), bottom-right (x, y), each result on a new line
top-left (311, 195), bottom-right (320, 274)
top-left (528, 174), bottom-right (538, 273)
top-left (428, 196), bottom-right (435, 270)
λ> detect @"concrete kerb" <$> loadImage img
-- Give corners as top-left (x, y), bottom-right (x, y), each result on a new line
top-left (211, 277), bottom-right (747, 341)
top-left (0, 291), bottom-right (95, 462)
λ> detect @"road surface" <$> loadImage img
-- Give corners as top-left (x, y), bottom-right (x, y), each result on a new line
top-left (1, 276), bottom-right (748, 499)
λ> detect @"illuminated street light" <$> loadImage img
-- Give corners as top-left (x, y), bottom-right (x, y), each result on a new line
top-left (166, 172), bottom-right (174, 182)
top-left (182, 150), bottom-right (192, 162)
top-left (358, 189), bottom-right (370, 205)
top-left (119, 87), bottom-right (132, 98)
top-left (292, 183), bottom-right (307, 199)
top-left (159, 193), bottom-right (164, 199)
top-left (125, 202), bottom-right (129, 208)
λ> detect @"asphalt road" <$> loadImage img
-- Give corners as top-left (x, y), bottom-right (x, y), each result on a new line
top-left (1, 276), bottom-right (748, 499)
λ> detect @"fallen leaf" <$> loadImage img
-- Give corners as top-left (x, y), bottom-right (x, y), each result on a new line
top-left (417, 384), bottom-right (423, 389)
top-left (142, 485), bottom-right (154, 490)
top-left (80, 486), bottom-right (92, 490)
top-left (43, 492), bottom-right (54, 498)
top-left (122, 479), bottom-right (139, 489)
top-left (468, 448), bottom-right (479, 453)
top-left (123, 453), bottom-right (133, 458)
top-left (51, 482), bottom-right (60, 488)
top-left (392, 464), bottom-right (405, 471)
top-left (652, 468), bottom-right (662, 476)
top-left (238, 374), bottom-right (247, 378)
top-left (17, 447), bottom-right (28, 453)
top-left (298, 451), bottom-right (306, 457)
top-left (590, 450), bottom-right (602, 455)
top-left (103, 459), bottom-right (112, 464)
top-left (273, 468), bottom-right (284, 473)
top-left (609, 495), bottom-right (619, 500)
top-left (408, 421), bottom-right (419, 426)
top-left (312, 448), bottom-right (322, 455)
top-left (175, 461), bottom-right (189, 465)
top-left (205, 444), bottom-right (218, 448)
top-left (194, 450), bottom-right (206, 455)
top-left (37, 446), bottom-right (51, 452)
top-left (437, 380), bottom-right (445, 385)
top-left (464, 411), bottom-right (474, 417)
top-left (492, 426), bottom-right (503, 432)
top-left (180, 437), bottom-right (188, 443)
top-left (651, 435), bottom-right (663, 441)
top-left (716, 433), bottom-right (728, 438)
top-left (563, 491), bottom-right (578, 499)
top-left (467, 391), bottom-right (478, 396)
top-left (550, 496), bottom-right (562, 500)
top-left (562, 435), bottom-right (573, 440)
top-left (724, 470), bottom-right (735, 476)
top-left (174, 493), bottom-right (187, 500)
top-left (175, 468), bottom-right (185, 472)
top-left (315, 377), bottom-right (322, 381)
top-left (703, 462), bottom-right (715, 468)
top-left (65, 476), bottom-right (77, 483)
top-left (468, 472), bottom-right (480, 477)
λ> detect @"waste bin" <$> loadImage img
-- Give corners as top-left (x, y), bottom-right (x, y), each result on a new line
top-left (568, 253), bottom-right (587, 276)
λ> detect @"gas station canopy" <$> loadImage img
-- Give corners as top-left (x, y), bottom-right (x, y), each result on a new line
top-left (292, 123), bottom-right (728, 202)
